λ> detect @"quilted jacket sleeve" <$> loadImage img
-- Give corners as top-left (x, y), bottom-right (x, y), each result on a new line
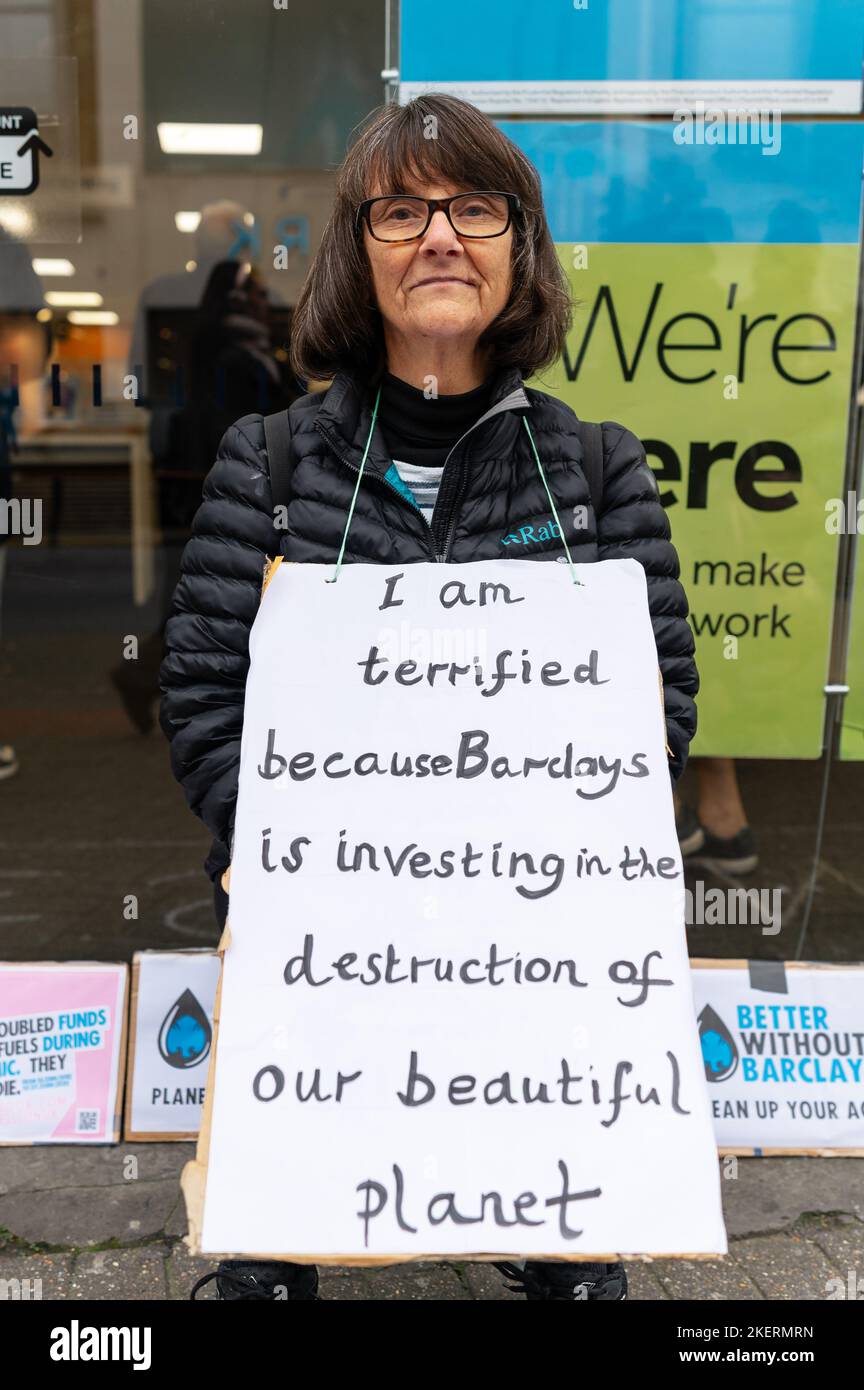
top-left (159, 415), bottom-right (277, 850)
top-left (594, 421), bottom-right (698, 785)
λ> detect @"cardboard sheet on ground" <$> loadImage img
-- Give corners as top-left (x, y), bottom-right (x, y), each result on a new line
top-left (191, 558), bottom-right (726, 1259)
top-left (693, 961), bottom-right (864, 1154)
top-left (0, 963), bottom-right (127, 1144)
top-left (125, 951), bottom-right (220, 1140)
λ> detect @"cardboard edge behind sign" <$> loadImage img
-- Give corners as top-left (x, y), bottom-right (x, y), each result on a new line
top-left (692, 957), bottom-right (864, 1159)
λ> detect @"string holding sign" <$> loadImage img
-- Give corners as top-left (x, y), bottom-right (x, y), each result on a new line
top-left (325, 386), bottom-right (585, 586)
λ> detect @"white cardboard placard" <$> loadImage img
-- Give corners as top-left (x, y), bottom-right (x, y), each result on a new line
top-left (198, 559), bottom-right (726, 1259)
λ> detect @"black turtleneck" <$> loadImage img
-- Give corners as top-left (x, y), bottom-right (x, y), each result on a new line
top-left (377, 371), bottom-right (494, 469)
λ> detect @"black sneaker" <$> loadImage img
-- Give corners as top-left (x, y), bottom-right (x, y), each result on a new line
top-left (190, 1259), bottom-right (320, 1300)
top-left (675, 802), bottom-right (704, 856)
top-left (688, 824), bottom-right (759, 875)
top-left (494, 1260), bottom-right (627, 1300)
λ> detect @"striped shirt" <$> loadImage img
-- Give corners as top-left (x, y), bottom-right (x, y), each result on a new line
top-left (377, 370), bottom-right (494, 526)
top-left (390, 458), bottom-right (442, 522)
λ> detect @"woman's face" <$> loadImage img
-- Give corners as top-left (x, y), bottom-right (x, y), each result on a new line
top-left (363, 179), bottom-right (513, 355)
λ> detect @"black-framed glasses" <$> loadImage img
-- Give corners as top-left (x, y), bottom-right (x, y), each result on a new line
top-left (356, 191), bottom-right (520, 242)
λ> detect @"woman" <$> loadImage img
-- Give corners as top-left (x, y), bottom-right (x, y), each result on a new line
top-left (160, 94), bottom-right (698, 1302)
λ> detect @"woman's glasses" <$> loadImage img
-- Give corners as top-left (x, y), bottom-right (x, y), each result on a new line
top-left (357, 191), bottom-right (520, 243)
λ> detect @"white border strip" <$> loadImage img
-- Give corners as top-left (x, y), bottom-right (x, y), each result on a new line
top-left (398, 78), bottom-right (863, 115)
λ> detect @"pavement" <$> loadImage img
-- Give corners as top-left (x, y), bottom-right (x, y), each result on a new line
top-left (0, 1144), bottom-right (862, 1299)
top-left (1, 543), bottom-right (863, 1301)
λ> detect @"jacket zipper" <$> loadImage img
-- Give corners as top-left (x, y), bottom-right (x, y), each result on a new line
top-left (315, 420), bottom-right (440, 561)
top-left (315, 388), bottom-right (530, 565)
top-left (422, 392), bottom-right (529, 560)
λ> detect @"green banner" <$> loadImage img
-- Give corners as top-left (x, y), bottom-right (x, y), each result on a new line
top-left (533, 242), bottom-right (859, 757)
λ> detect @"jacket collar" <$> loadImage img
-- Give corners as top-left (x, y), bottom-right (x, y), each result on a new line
top-left (314, 364), bottom-right (531, 479)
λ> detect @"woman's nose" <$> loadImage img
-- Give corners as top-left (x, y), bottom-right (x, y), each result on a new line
top-left (419, 208), bottom-right (464, 252)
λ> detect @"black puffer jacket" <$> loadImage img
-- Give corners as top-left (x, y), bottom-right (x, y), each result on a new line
top-left (159, 365), bottom-right (698, 881)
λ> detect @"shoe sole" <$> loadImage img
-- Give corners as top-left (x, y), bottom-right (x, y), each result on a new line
top-left (678, 827), bottom-right (705, 856)
top-left (686, 852), bottom-right (760, 877)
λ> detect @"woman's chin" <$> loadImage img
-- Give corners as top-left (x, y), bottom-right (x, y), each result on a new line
top-left (411, 313), bottom-right (482, 340)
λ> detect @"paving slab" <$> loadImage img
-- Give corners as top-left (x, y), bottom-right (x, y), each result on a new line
top-left (719, 1159), bottom-right (864, 1237)
top-left (624, 1261), bottom-right (669, 1300)
top-left (359, 1261), bottom-right (470, 1300)
top-left (0, 1143), bottom-right (192, 1196)
top-left (166, 1241), bottom-right (221, 1301)
top-left (69, 1245), bottom-right (170, 1300)
top-left (652, 1255), bottom-right (764, 1301)
top-left (809, 1228), bottom-right (864, 1276)
top-left (461, 1260), bottom-right (522, 1300)
top-left (318, 1271), bottom-right (377, 1300)
top-left (731, 1233), bottom-right (843, 1301)
top-left (0, 1249), bottom-right (73, 1300)
top-left (0, 1177), bottom-right (181, 1247)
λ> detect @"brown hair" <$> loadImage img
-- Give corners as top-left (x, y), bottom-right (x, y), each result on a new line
top-left (290, 94), bottom-right (572, 386)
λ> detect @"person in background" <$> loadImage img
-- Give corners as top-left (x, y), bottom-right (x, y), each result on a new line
top-left (160, 93), bottom-right (699, 1303)
top-left (0, 374), bottom-right (17, 781)
top-left (112, 261), bottom-right (295, 734)
top-left (0, 234), bottom-right (50, 782)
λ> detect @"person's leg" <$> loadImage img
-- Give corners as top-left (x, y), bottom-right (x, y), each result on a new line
top-left (693, 756), bottom-right (758, 873)
top-left (696, 756), bottom-right (747, 838)
top-left (676, 757), bottom-right (758, 873)
top-left (191, 877), bottom-right (320, 1300)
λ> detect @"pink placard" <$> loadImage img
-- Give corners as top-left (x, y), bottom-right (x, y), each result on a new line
top-left (0, 964), bottom-right (128, 1144)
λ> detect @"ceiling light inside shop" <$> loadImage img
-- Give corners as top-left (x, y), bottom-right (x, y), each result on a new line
top-left (157, 123), bottom-right (263, 154)
top-left (46, 291), bottom-right (104, 307)
top-left (33, 259), bottom-right (76, 276)
top-left (68, 311), bottom-right (119, 325)
top-left (175, 211), bottom-right (201, 232)
top-left (0, 207), bottom-right (34, 236)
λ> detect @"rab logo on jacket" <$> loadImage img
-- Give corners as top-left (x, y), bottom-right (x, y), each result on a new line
top-left (157, 989), bottom-right (211, 1069)
top-left (698, 1004), bottom-right (739, 1082)
top-left (500, 518), bottom-right (561, 548)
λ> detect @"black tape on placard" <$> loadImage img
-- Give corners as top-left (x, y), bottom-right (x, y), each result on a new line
top-left (748, 960), bottom-right (788, 994)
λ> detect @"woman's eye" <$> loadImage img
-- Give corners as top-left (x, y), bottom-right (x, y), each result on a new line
top-left (380, 203), bottom-right (421, 221)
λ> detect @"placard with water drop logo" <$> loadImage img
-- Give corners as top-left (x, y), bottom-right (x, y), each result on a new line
top-left (692, 961), bottom-right (864, 1153)
top-left (125, 952), bottom-right (220, 1140)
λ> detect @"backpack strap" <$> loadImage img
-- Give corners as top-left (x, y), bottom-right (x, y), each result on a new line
top-left (575, 419), bottom-right (604, 515)
top-left (263, 408), bottom-right (296, 512)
